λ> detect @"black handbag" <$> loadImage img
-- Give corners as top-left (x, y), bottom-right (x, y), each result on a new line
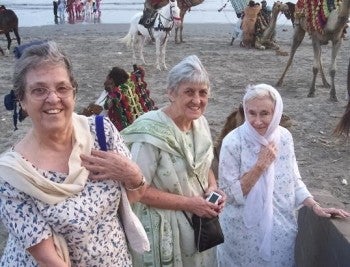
top-left (183, 175), bottom-right (224, 252)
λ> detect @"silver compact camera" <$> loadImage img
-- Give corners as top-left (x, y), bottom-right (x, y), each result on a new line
top-left (206, 191), bottom-right (222, 205)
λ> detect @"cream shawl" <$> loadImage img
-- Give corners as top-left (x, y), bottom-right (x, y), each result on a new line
top-left (241, 85), bottom-right (283, 261)
top-left (0, 113), bottom-right (149, 265)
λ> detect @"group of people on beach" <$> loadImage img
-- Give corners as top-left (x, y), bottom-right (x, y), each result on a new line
top-left (0, 40), bottom-right (349, 267)
top-left (53, 0), bottom-right (101, 24)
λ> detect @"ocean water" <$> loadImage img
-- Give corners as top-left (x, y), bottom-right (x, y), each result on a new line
top-left (1, 0), bottom-right (294, 27)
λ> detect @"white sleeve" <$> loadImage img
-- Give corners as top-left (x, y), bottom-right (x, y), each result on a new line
top-left (218, 131), bottom-right (245, 205)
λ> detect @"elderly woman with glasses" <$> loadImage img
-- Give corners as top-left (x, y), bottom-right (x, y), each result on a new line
top-left (0, 41), bottom-right (149, 266)
top-left (122, 55), bottom-right (226, 267)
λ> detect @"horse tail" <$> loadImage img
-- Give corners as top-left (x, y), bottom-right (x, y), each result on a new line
top-left (119, 32), bottom-right (133, 47)
top-left (334, 58), bottom-right (350, 137)
top-left (334, 102), bottom-right (350, 137)
top-left (119, 12), bottom-right (143, 47)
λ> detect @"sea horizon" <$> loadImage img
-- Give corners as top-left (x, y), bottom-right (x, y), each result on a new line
top-left (1, 0), bottom-right (294, 27)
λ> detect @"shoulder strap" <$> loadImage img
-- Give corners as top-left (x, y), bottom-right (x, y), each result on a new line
top-left (183, 173), bottom-right (205, 229)
top-left (194, 174), bottom-right (205, 194)
top-left (183, 210), bottom-right (193, 228)
top-left (95, 115), bottom-right (107, 151)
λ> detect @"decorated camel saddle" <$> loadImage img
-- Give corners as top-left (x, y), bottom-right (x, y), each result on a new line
top-left (295, 0), bottom-right (342, 34)
top-left (80, 65), bottom-right (157, 131)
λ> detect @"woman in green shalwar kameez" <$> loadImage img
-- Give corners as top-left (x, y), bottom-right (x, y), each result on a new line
top-left (122, 55), bottom-right (226, 267)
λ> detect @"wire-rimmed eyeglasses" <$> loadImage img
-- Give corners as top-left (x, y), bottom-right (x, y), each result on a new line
top-left (27, 86), bottom-right (75, 100)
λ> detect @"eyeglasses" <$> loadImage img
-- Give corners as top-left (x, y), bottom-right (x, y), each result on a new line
top-left (28, 86), bottom-right (75, 100)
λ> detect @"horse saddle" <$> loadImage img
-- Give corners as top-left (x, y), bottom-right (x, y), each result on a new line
top-left (139, 9), bottom-right (157, 28)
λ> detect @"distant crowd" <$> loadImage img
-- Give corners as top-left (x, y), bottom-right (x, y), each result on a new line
top-left (52, 0), bottom-right (101, 24)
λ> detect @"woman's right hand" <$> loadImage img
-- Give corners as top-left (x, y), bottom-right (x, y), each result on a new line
top-left (80, 149), bottom-right (146, 203)
top-left (256, 142), bottom-right (277, 171)
top-left (81, 149), bottom-right (142, 185)
top-left (240, 142), bottom-right (278, 195)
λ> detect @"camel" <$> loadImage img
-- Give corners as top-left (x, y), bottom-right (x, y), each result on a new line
top-left (255, 1), bottom-right (290, 50)
top-left (233, 1), bottom-right (291, 50)
top-left (80, 64), bottom-right (157, 131)
top-left (284, 2), bottom-right (296, 27)
top-left (276, 0), bottom-right (350, 101)
top-left (144, 0), bottom-right (204, 43)
top-left (240, 1), bottom-right (262, 48)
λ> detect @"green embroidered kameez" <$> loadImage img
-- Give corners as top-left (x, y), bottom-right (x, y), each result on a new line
top-left (122, 109), bottom-right (217, 267)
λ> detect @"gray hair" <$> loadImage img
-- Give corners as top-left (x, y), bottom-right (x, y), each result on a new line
top-left (13, 41), bottom-right (78, 101)
top-left (166, 55), bottom-right (210, 94)
top-left (243, 83), bottom-right (277, 105)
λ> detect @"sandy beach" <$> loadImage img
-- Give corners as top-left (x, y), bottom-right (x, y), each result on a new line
top-left (0, 22), bottom-right (349, 256)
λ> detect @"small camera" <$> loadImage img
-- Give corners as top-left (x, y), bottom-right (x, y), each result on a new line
top-left (206, 191), bottom-right (222, 205)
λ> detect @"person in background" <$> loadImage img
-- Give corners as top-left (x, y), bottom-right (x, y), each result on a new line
top-left (229, 0), bottom-right (248, 45)
top-left (57, 0), bottom-right (66, 21)
top-left (217, 83), bottom-right (350, 267)
top-left (240, 0), bottom-right (261, 48)
top-left (53, 0), bottom-right (58, 18)
top-left (0, 41), bottom-right (149, 266)
top-left (122, 55), bottom-right (226, 267)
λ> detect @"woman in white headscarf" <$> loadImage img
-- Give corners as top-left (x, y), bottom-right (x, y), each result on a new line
top-left (217, 84), bottom-right (349, 267)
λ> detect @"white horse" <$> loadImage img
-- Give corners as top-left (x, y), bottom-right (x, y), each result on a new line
top-left (120, 0), bottom-right (181, 70)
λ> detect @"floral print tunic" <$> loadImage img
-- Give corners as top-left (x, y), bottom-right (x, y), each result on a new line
top-left (217, 127), bottom-right (312, 267)
top-left (0, 116), bottom-right (133, 266)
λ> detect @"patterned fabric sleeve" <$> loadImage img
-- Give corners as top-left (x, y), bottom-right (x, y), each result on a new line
top-left (0, 180), bottom-right (52, 250)
top-left (282, 129), bottom-right (312, 207)
top-left (218, 129), bottom-right (245, 205)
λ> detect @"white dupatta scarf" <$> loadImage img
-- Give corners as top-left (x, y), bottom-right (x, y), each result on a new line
top-left (241, 85), bottom-right (283, 261)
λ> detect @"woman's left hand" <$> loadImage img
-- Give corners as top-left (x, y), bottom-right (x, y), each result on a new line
top-left (313, 204), bottom-right (350, 219)
top-left (205, 187), bottom-right (226, 213)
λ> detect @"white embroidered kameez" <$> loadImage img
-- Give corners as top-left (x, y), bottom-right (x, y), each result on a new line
top-left (217, 126), bottom-right (312, 267)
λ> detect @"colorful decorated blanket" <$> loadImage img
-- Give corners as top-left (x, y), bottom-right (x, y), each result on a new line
top-left (104, 65), bottom-right (157, 131)
top-left (295, 0), bottom-right (342, 34)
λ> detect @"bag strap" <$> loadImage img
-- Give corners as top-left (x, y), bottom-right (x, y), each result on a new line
top-left (182, 174), bottom-right (205, 229)
top-left (183, 210), bottom-right (193, 228)
top-left (95, 115), bottom-right (107, 151)
top-left (194, 174), bottom-right (205, 194)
